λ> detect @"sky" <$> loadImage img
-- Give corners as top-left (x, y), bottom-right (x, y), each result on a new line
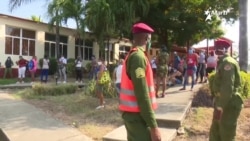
top-left (0, 0), bottom-right (249, 49)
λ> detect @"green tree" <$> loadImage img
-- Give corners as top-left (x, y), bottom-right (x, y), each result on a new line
top-left (9, 0), bottom-right (36, 11)
top-left (85, 0), bottom-right (150, 64)
top-left (142, 0), bottom-right (236, 49)
top-left (60, 0), bottom-right (85, 58)
top-left (47, 0), bottom-right (69, 58)
top-left (84, 0), bottom-right (116, 65)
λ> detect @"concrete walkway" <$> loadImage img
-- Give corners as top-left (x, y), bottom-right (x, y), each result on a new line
top-left (0, 92), bottom-right (93, 141)
top-left (103, 83), bottom-right (204, 141)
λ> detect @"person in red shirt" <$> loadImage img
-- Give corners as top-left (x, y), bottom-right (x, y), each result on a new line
top-left (180, 48), bottom-right (198, 91)
top-left (16, 56), bottom-right (28, 83)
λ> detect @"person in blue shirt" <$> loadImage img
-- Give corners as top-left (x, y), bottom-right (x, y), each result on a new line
top-left (173, 52), bottom-right (181, 70)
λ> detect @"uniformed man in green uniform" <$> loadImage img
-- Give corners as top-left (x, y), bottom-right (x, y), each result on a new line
top-left (155, 45), bottom-right (169, 98)
top-left (209, 40), bottom-right (243, 141)
top-left (121, 23), bottom-right (161, 141)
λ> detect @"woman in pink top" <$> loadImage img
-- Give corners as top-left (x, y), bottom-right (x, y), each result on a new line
top-left (205, 51), bottom-right (217, 80)
top-left (29, 56), bottom-right (38, 84)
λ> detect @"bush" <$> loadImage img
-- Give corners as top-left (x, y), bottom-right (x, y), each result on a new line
top-left (31, 84), bottom-right (78, 96)
top-left (85, 62), bottom-right (92, 73)
top-left (83, 79), bottom-right (117, 98)
top-left (66, 58), bottom-right (76, 77)
top-left (107, 63), bottom-right (118, 77)
top-left (38, 58), bottom-right (43, 68)
top-left (192, 84), bottom-right (213, 107)
top-left (208, 71), bottom-right (250, 99)
top-left (239, 71), bottom-right (250, 98)
top-left (49, 58), bottom-right (58, 75)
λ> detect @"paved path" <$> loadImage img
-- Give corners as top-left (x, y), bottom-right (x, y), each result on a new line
top-left (0, 93), bottom-right (93, 141)
top-left (103, 83), bottom-right (204, 141)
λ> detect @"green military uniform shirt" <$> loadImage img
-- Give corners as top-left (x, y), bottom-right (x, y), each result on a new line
top-left (126, 47), bottom-right (158, 128)
top-left (212, 54), bottom-right (241, 108)
top-left (156, 52), bottom-right (169, 77)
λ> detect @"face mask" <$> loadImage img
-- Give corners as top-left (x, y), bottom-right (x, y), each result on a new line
top-left (188, 49), bottom-right (193, 54)
top-left (98, 62), bottom-right (102, 65)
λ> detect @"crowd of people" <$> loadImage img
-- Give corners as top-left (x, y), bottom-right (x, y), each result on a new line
top-left (0, 54), bottom-right (85, 84)
top-left (150, 47), bottom-right (218, 93)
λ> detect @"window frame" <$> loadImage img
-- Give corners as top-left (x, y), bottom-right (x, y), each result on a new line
top-left (5, 26), bottom-right (36, 56)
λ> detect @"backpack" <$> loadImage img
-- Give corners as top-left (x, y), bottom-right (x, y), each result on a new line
top-left (28, 60), bottom-right (34, 70)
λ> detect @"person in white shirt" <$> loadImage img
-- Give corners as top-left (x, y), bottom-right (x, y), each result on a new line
top-left (204, 51), bottom-right (217, 82)
top-left (75, 56), bottom-right (83, 83)
top-left (40, 55), bottom-right (50, 83)
top-left (113, 59), bottom-right (124, 97)
top-left (58, 55), bottom-right (67, 83)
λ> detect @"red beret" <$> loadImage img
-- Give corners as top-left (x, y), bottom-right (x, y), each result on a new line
top-left (132, 23), bottom-right (154, 34)
top-left (215, 39), bottom-right (231, 49)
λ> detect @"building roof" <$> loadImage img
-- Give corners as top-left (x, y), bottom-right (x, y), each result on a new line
top-left (0, 13), bottom-right (94, 35)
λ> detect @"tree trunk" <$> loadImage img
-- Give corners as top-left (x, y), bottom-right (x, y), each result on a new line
top-left (55, 11), bottom-right (60, 58)
top-left (107, 38), bottom-right (110, 66)
top-left (56, 24), bottom-right (60, 58)
top-left (239, 0), bottom-right (248, 72)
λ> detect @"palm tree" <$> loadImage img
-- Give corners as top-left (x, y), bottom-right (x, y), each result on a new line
top-left (47, 0), bottom-right (68, 58)
top-left (239, 0), bottom-right (248, 72)
top-left (61, 0), bottom-right (85, 57)
top-left (9, 0), bottom-right (49, 11)
top-left (85, 0), bottom-right (150, 64)
top-left (85, 0), bottom-right (115, 64)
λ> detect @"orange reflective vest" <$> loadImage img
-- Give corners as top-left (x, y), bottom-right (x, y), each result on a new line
top-left (119, 48), bottom-right (157, 112)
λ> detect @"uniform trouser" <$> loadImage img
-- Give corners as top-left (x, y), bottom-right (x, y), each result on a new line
top-left (209, 97), bottom-right (242, 141)
top-left (122, 112), bottom-right (151, 141)
top-left (4, 68), bottom-right (12, 78)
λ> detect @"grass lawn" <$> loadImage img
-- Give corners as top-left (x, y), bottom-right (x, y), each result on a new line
top-left (0, 78), bottom-right (31, 85)
top-left (174, 105), bottom-right (250, 141)
top-left (0, 78), bottom-right (18, 85)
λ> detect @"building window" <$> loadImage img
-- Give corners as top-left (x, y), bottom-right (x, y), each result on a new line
top-left (156, 50), bottom-right (159, 55)
top-left (119, 46), bottom-right (131, 57)
top-left (44, 33), bottom-right (68, 58)
top-left (5, 26), bottom-right (36, 56)
top-left (150, 49), bottom-right (153, 55)
top-left (75, 39), bottom-right (93, 60)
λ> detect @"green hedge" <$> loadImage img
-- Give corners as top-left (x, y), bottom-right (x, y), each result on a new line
top-left (208, 71), bottom-right (250, 99)
top-left (31, 84), bottom-right (78, 96)
top-left (49, 58), bottom-right (58, 75)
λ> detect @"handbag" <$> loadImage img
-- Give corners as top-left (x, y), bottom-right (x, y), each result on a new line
top-left (98, 71), bottom-right (111, 84)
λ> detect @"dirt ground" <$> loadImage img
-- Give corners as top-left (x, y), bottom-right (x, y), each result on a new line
top-left (174, 107), bottom-right (250, 141)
